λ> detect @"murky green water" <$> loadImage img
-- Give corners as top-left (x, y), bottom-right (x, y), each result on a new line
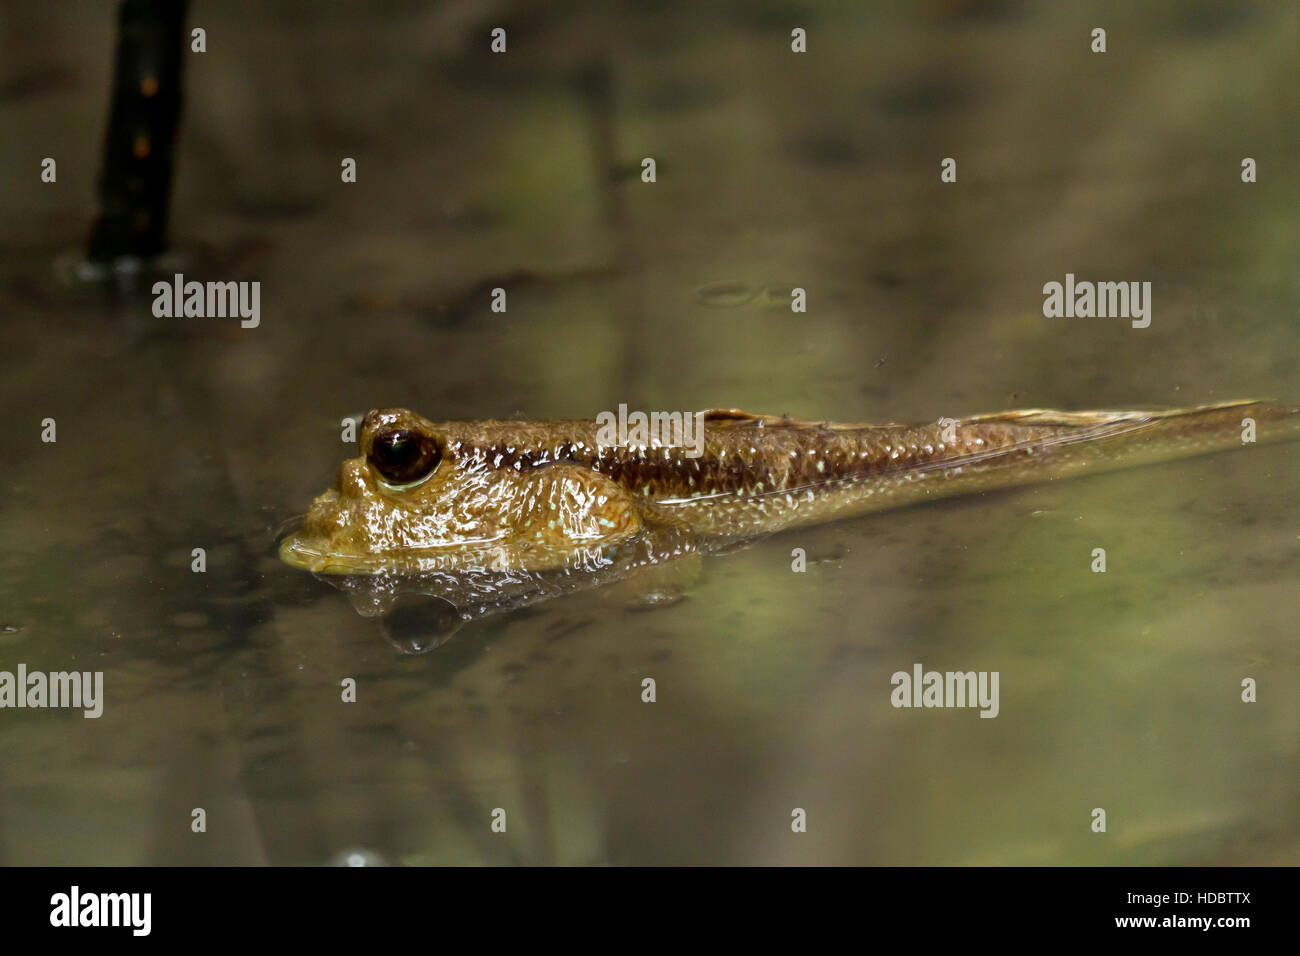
top-left (1, 1), bottom-right (1297, 864)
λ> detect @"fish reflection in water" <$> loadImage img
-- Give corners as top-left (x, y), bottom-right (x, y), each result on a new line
top-left (303, 526), bottom-right (705, 653)
top-left (279, 400), bottom-right (1300, 652)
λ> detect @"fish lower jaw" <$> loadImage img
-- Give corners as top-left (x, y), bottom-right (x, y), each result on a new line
top-left (278, 535), bottom-right (383, 575)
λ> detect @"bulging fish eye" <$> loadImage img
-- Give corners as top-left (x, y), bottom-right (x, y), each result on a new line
top-left (369, 429), bottom-right (441, 485)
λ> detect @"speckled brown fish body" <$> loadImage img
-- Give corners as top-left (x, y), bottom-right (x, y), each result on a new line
top-left (280, 401), bottom-right (1298, 575)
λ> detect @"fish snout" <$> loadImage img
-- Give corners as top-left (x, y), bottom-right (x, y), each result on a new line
top-left (339, 457), bottom-right (372, 498)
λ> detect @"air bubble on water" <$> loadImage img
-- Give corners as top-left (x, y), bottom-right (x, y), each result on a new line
top-left (328, 847), bottom-right (388, 867)
top-left (380, 594), bottom-right (465, 654)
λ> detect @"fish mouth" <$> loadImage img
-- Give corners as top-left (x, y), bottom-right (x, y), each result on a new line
top-left (278, 534), bottom-right (380, 575)
top-left (277, 521), bottom-right (515, 575)
top-left (275, 497), bottom-right (399, 574)
top-left (278, 518), bottom-right (630, 576)
top-left (278, 533), bottom-right (463, 575)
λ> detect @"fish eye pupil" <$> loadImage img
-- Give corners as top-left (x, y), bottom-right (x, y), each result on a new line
top-left (369, 429), bottom-right (441, 484)
top-left (377, 433), bottom-right (416, 467)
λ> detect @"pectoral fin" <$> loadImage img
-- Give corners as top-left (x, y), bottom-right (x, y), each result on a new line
top-left (503, 463), bottom-right (645, 569)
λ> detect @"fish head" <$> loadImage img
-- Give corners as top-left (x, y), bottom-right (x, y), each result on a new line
top-left (280, 408), bottom-right (642, 574)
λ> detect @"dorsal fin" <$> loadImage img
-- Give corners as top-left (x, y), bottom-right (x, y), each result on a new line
top-left (698, 409), bottom-right (903, 431)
